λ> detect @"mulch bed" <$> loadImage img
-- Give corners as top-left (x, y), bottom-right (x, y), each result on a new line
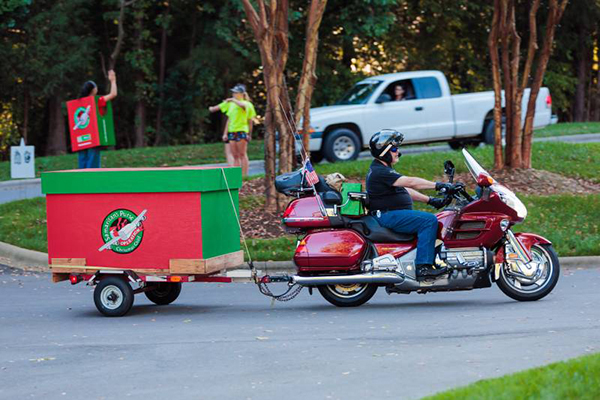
top-left (238, 170), bottom-right (600, 239)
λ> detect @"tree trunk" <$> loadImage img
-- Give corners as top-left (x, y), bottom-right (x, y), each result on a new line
top-left (521, 0), bottom-right (568, 168)
top-left (22, 89), bottom-right (29, 143)
top-left (154, 4), bottom-right (169, 145)
top-left (488, 0), bottom-right (504, 170)
top-left (46, 94), bottom-right (67, 155)
top-left (573, 27), bottom-right (587, 122)
top-left (295, 0), bottom-right (327, 155)
top-left (134, 100), bottom-right (146, 147)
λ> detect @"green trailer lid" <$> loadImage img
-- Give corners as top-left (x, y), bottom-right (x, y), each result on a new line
top-left (42, 166), bottom-right (242, 194)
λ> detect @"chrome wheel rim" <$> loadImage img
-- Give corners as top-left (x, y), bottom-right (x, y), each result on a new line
top-left (502, 245), bottom-right (553, 294)
top-left (332, 136), bottom-right (356, 160)
top-left (326, 283), bottom-right (368, 299)
top-left (100, 285), bottom-right (123, 310)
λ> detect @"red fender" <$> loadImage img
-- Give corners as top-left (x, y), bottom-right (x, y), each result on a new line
top-left (496, 232), bottom-right (552, 263)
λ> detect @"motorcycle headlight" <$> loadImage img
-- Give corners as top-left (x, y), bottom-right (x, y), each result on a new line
top-left (494, 184), bottom-right (527, 220)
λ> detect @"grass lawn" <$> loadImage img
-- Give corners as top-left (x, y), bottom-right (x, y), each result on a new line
top-left (534, 121), bottom-right (600, 138)
top-left (2, 194), bottom-right (598, 259)
top-left (0, 140), bottom-right (265, 181)
top-left (1, 122), bottom-right (596, 182)
top-left (424, 352), bottom-right (600, 400)
top-left (316, 141), bottom-right (600, 184)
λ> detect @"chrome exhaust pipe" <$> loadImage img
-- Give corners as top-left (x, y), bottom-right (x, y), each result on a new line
top-left (292, 272), bottom-right (404, 286)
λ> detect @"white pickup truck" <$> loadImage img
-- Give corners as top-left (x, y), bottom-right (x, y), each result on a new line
top-left (307, 70), bottom-right (553, 162)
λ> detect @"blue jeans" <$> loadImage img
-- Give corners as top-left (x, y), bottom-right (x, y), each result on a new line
top-left (78, 148), bottom-right (101, 169)
top-left (375, 209), bottom-right (438, 265)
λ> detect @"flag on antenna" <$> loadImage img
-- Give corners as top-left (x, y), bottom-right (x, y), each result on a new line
top-left (304, 159), bottom-right (319, 186)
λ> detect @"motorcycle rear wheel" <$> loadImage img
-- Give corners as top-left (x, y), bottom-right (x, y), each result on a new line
top-left (318, 283), bottom-right (377, 307)
top-left (497, 244), bottom-right (560, 301)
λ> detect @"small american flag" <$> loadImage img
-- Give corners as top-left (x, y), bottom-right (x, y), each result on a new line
top-left (304, 159), bottom-right (319, 186)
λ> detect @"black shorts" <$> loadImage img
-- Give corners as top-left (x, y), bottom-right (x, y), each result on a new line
top-left (227, 131), bottom-right (248, 142)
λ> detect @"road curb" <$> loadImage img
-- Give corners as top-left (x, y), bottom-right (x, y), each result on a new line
top-left (0, 241), bottom-right (48, 269)
top-left (1, 241), bottom-right (597, 274)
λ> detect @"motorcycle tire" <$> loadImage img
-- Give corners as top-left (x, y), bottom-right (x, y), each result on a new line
top-left (318, 283), bottom-right (378, 307)
top-left (496, 244), bottom-right (560, 302)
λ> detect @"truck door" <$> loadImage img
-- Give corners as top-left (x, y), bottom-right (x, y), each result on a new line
top-left (412, 77), bottom-right (455, 140)
top-left (362, 79), bottom-right (427, 143)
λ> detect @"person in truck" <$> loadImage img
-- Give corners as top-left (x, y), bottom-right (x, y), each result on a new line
top-left (366, 129), bottom-right (462, 278)
top-left (393, 84), bottom-right (406, 101)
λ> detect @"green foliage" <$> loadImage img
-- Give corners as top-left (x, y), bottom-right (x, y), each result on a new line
top-left (534, 122), bottom-right (600, 137)
top-left (424, 352), bottom-right (600, 400)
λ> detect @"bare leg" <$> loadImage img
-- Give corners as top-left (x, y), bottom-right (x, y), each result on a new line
top-left (230, 141), bottom-right (243, 172)
top-left (239, 139), bottom-right (249, 176)
top-left (224, 143), bottom-right (235, 166)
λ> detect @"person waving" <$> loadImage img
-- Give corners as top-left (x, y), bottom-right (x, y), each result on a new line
top-left (209, 84), bottom-right (256, 176)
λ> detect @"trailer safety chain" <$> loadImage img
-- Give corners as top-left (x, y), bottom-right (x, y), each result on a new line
top-left (258, 279), bottom-right (304, 302)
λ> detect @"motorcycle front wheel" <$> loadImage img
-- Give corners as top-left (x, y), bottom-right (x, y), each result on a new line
top-left (318, 283), bottom-right (378, 307)
top-left (497, 244), bottom-right (560, 301)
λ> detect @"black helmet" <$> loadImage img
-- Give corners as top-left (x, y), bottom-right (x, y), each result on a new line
top-left (369, 129), bottom-right (404, 163)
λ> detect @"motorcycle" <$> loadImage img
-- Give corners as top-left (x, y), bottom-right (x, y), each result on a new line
top-left (272, 148), bottom-right (560, 307)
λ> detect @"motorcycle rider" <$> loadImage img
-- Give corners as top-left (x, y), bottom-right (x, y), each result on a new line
top-left (366, 129), bottom-right (461, 278)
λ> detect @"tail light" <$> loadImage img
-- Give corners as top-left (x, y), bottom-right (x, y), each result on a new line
top-left (296, 238), bottom-right (308, 254)
top-left (546, 95), bottom-right (552, 108)
top-left (69, 274), bottom-right (82, 285)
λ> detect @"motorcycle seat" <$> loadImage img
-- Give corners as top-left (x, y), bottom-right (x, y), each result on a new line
top-left (347, 216), bottom-right (416, 243)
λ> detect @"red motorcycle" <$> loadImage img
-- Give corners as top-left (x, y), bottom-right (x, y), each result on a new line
top-left (273, 149), bottom-right (560, 307)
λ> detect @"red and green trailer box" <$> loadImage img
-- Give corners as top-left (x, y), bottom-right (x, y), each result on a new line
top-left (42, 166), bottom-right (243, 283)
top-left (66, 95), bottom-right (116, 151)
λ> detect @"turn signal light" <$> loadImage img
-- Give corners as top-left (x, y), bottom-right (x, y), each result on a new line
top-left (477, 173), bottom-right (494, 187)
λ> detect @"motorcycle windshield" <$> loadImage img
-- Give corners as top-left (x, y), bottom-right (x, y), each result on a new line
top-left (461, 149), bottom-right (527, 219)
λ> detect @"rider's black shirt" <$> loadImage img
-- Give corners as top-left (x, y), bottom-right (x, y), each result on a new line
top-left (366, 160), bottom-right (413, 211)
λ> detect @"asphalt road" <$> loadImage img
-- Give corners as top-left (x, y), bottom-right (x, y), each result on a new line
top-left (1, 265), bottom-right (599, 400)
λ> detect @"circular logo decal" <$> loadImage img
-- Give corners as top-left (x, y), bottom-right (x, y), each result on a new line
top-left (101, 209), bottom-right (145, 254)
top-left (74, 106), bottom-right (91, 129)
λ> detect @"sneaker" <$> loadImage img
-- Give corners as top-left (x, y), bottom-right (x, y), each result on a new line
top-left (416, 264), bottom-right (448, 277)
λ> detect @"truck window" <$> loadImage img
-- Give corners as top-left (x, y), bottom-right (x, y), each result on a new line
top-left (413, 77), bottom-right (442, 99)
top-left (381, 80), bottom-right (416, 101)
top-left (336, 81), bottom-right (382, 105)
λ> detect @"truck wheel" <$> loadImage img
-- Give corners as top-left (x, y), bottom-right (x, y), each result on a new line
top-left (323, 128), bottom-right (361, 163)
top-left (310, 151), bottom-right (324, 163)
top-left (448, 140), bottom-right (463, 150)
top-left (94, 276), bottom-right (134, 317)
top-left (483, 120), bottom-right (495, 145)
top-left (318, 283), bottom-right (377, 307)
top-left (145, 283), bottom-right (182, 305)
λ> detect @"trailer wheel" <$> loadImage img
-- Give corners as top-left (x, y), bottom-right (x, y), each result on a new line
top-left (94, 276), bottom-right (135, 317)
top-left (145, 283), bottom-right (182, 305)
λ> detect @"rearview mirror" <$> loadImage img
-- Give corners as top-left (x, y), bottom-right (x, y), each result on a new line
top-left (444, 160), bottom-right (455, 183)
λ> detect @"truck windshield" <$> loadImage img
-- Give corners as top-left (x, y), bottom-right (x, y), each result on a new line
top-left (336, 81), bottom-right (382, 105)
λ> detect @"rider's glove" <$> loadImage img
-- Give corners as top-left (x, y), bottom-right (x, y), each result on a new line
top-left (427, 197), bottom-right (446, 209)
top-left (435, 182), bottom-right (453, 194)
top-left (435, 182), bottom-right (465, 195)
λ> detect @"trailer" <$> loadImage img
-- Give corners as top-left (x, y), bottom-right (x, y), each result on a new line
top-left (42, 165), bottom-right (249, 316)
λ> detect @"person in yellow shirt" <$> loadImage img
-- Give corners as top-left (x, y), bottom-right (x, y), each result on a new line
top-left (209, 84), bottom-right (256, 176)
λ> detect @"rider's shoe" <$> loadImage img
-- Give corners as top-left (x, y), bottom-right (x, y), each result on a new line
top-left (416, 264), bottom-right (448, 278)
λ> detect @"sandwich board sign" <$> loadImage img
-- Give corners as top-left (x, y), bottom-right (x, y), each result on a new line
top-left (11, 138), bottom-right (35, 179)
top-left (66, 95), bottom-right (115, 152)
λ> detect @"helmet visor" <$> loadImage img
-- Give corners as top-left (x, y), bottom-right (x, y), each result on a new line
top-left (372, 129), bottom-right (404, 150)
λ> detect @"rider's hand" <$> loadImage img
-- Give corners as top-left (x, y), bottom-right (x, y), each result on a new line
top-left (436, 182), bottom-right (465, 195)
top-left (427, 196), bottom-right (446, 209)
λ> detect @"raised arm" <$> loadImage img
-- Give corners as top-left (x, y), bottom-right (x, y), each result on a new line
top-left (102, 70), bottom-right (118, 102)
top-left (226, 97), bottom-right (247, 110)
